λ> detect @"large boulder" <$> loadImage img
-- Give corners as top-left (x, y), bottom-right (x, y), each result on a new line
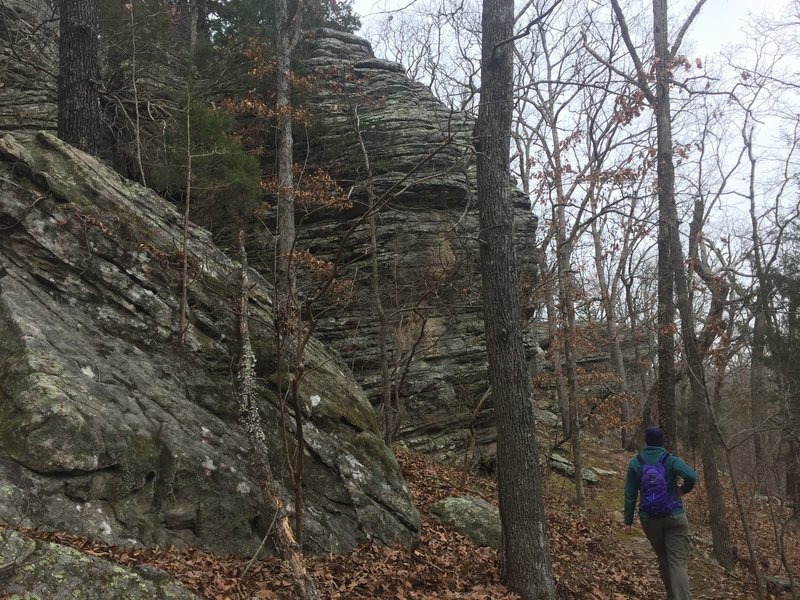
top-left (0, 132), bottom-right (420, 556)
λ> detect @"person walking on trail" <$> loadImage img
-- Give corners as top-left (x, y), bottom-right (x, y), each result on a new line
top-left (624, 426), bottom-right (697, 600)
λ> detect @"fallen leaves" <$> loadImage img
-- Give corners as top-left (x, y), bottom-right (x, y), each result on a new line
top-left (2, 444), bottom-right (796, 599)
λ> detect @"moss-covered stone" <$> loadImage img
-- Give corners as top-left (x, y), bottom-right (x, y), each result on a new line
top-left (350, 432), bottom-right (398, 482)
top-left (0, 531), bottom-right (199, 599)
top-left (429, 496), bottom-right (501, 550)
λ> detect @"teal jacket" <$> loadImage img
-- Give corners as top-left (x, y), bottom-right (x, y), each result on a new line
top-left (624, 445), bottom-right (696, 525)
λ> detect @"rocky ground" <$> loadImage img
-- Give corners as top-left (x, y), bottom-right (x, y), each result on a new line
top-left (2, 439), bottom-right (796, 599)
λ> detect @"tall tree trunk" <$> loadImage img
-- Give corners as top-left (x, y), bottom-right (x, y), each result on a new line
top-left (275, 0), bottom-right (302, 296)
top-left (274, 0), bottom-right (305, 542)
top-left (613, 0), bottom-right (729, 564)
top-left (538, 248), bottom-right (569, 437)
top-left (747, 128), bottom-right (770, 493)
top-left (623, 276), bottom-right (654, 399)
top-left (475, 1), bottom-right (557, 597)
top-left (179, 88), bottom-right (192, 346)
top-left (354, 108), bottom-right (395, 443)
top-left (591, 215), bottom-right (632, 448)
top-left (785, 297), bottom-right (800, 513)
top-left (612, 0), bottom-right (710, 450)
top-left (788, 438), bottom-right (800, 512)
top-left (751, 310), bottom-right (769, 492)
top-left (556, 212), bottom-right (583, 507)
top-left (652, 0), bottom-right (677, 447)
top-left (57, 0), bottom-right (99, 154)
top-left (543, 70), bottom-right (583, 503)
top-left (668, 204), bottom-right (736, 569)
top-left (126, 2), bottom-right (146, 185)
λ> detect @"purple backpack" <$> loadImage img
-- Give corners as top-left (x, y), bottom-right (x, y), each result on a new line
top-left (637, 452), bottom-right (673, 517)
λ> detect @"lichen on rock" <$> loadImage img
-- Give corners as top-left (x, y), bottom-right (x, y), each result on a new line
top-left (0, 132), bottom-right (420, 557)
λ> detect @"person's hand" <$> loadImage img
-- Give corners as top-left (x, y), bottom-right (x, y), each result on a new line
top-left (623, 524), bottom-right (632, 534)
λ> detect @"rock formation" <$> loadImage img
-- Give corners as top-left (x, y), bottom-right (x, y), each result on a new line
top-left (0, 0), bottom-right (550, 466)
top-left (0, 132), bottom-right (420, 556)
top-left (288, 29), bottom-right (541, 462)
top-left (1, 531), bottom-right (199, 599)
top-left (0, 0), bottom-right (58, 136)
top-left (0, 0), bottom-right (559, 567)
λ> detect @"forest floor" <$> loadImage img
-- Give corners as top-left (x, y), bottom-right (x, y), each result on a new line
top-left (5, 439), bottom-right (799, 599)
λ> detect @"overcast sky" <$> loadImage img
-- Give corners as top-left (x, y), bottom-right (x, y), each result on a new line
top-left (352, 0), bottom-right (761, 57)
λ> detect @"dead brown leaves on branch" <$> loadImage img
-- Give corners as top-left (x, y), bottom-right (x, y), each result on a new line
top-left (260, 166), bottom-right (351, 212)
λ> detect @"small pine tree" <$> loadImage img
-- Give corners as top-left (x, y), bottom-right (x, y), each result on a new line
top-left (150, 97), bottom-right (261, 237)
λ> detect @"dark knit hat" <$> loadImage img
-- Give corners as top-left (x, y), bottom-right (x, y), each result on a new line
top-left (645, 426), bottom-right (664, 447)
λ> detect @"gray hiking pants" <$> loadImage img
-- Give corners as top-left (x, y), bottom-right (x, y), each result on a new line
top-left (641, 513), bottom-right (691, 600)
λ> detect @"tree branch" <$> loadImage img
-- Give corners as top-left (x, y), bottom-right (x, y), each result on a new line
top-left (669, 0), bottom-right (709, 59)
top-left (608, 0), bottom-right (655, 103)
top-left (491, 0), bottom-right (563, 60)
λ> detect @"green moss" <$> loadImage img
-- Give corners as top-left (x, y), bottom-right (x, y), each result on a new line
top-left (350, 432), bottom-right (399, 483)
top-left (310, 380), bottom-right (379, 433)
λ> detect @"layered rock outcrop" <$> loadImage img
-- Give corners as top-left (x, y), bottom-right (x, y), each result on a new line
top-left (0, 6), bottom-right (508, 557)
top-left (0, 132), bottom-right (420, 557)
top-left (289, 29), bottom-right (541, 461)
top-left (0, 0), bottom-right (57, 136)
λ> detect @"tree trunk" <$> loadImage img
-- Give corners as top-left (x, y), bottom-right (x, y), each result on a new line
top-left (538, 248), bottom-right (569, 437)
top-left (475, 0), bottom-right (557, 597)
top-left (274, 0), bottom-right (305, 542)
top-left (623, 276), bottom-right (654, 400)
top-left (236, 232), bottom-right (320, 600)
top-left (556, 213), bottom-right (583, 507)
top-left (179, 89), bottom-right (192, 346)
top-left (354, 108), bottom-right (395, 443)
top-left (788, 438), bottom-right (800, 512)
top-left (57, 0), bottom-right (99, 154)
top-left (652, 0), bottom-right (677, 448)
top-left (668, 204), bottom-right (736, 569)
top-left (748, 128), bottom-right (770, 493)
top-left (275, 0), bottom-right (302, 297)
top-left (591, 216), bottom-right (631, 448)
top-left (543, 70), bottom-right (583, 504)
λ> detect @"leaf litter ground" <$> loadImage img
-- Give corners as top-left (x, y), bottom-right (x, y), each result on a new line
top-left (2, 443), bottom-right (797, 599)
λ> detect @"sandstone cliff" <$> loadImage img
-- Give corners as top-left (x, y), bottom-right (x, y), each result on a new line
top-left (287, 29), bottom-right (541, 460)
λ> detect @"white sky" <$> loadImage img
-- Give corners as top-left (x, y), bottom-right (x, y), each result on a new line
top-left (352, 0), bottom-right (759, 57)
top-left (690, 0), bottom-right (763, 56)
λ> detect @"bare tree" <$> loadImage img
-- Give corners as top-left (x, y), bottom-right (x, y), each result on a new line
top-left (274, 0), bottom-right (305, 542)
top-left (475, 0), bottom-right (557, 596)
top-left (606, 0), bottom-right (741, 569)
top-left (236, 231), bottom-right (320, 600)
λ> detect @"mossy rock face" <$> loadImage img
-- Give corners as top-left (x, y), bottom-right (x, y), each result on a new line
top-left (0, 531), bottom-right (199, 599)
top-left (429, 496), bottom-right (501, 550)
top-left (0, 132), bottom-right (419, 556)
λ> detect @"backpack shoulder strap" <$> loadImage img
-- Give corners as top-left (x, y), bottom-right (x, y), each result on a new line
top-left (658, 452), bottom-right (671, 465)
top-left (636, 454), bottom-right (645, 465)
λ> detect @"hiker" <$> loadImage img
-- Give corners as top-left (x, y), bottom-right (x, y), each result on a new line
top-left (624, 426), bottom-right (697, 600)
